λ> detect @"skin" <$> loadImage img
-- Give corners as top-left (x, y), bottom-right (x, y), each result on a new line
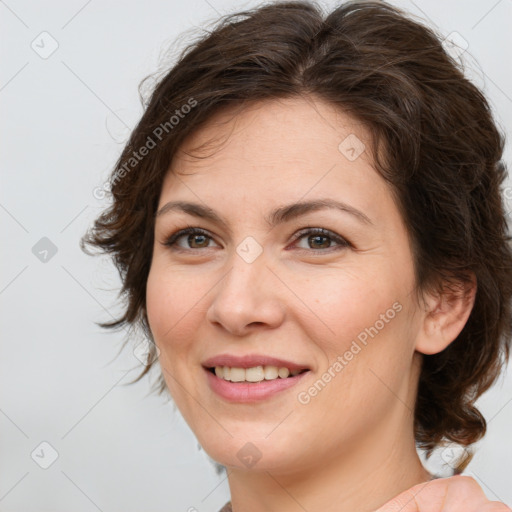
top-left (376, 476), bottom-right (511, 511)
top-left (146, 95), bottom-right (503, 511)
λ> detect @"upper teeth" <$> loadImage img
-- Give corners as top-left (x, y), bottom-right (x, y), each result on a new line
top-left (214, 365), bottom-right (302, 382)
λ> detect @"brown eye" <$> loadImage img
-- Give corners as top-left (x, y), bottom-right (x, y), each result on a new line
top-left (293, 228), bottom-right (350, 252)
top-left (163, 228), bottom-right (217, 251)
top-left (306, 234), bottom-right (331, 249)
top-left (186, 233), bottom-right (210, 249)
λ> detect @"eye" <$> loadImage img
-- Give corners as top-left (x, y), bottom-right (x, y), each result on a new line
top-left (162, 226), bottom-right (351, 253)
top-left (291, 227), bottom-right (351, 253)
top-left (162, 227), bottom-right (218, 251)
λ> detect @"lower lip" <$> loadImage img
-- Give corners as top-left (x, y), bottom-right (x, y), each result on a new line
top-left (204, 367), bottom-right (310, 403)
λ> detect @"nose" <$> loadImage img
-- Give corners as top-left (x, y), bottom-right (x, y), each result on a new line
top-left (205, 250), bottom-right (286, 336)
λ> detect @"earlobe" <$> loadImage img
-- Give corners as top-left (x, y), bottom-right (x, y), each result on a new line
top-left (415, 274), bottom-right (477, 355)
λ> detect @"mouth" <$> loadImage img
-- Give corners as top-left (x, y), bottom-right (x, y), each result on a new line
top-left (202, 356), bottom-right (311, 402)
top-left (201, 354), bottom-right (311, 402)
top-left (205, 365), bottom-right (310, 382)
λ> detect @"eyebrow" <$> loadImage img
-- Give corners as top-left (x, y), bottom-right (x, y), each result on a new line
top-left (155, 198), bottom-right (373, 231)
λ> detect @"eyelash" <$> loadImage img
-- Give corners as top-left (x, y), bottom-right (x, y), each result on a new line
top-left (162, 226), bottom-right (351, 254)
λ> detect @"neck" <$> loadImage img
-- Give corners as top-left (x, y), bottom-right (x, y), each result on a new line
top-left (227, 435), bottom-right (431, 512)
top-left (226, 379), bottom-right (431, 512)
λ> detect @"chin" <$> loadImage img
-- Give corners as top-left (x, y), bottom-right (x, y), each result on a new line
top-left (198, 434), bottom-right (307, 474)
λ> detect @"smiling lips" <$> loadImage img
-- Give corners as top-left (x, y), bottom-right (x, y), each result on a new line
top-left (202, 353), bottom-right (311, 402)
top-left (213, 365), bottom-right (305, 382)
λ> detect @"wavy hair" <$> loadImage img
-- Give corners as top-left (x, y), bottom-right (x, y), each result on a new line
top-left (81, 0), bottom-right (512, 473)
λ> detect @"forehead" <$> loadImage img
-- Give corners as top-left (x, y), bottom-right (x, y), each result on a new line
top-left (167, 97), bottom-right (376, 180)
top-left (159, 96), bottom-right (394, 226)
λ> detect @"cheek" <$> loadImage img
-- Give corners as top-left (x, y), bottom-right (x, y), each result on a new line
top-left (293, 266), bottom-right (418, 419)
top-left (292, 264), bottom-right (408, 356)
top-left (145, 263), bottom-right (206, 350)
top-left (146, 263), bottom-right (207, 414)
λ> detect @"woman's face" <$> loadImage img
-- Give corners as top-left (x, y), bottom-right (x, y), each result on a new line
top-left (146, 96), bottom-right (426, 475)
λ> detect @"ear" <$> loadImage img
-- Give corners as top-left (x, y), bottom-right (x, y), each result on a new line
top-left (415, 273), bottom-right (477, 355)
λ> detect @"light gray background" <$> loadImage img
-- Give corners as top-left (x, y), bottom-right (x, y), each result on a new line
top-left (1, 0), bottom-right (511, 510)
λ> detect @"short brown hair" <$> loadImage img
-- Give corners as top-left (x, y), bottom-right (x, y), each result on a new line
top-left (82, 0), bottom-right (512, 471)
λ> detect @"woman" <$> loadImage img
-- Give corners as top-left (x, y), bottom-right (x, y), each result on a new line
top-left (82, 1), bottom-right (512, 510)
